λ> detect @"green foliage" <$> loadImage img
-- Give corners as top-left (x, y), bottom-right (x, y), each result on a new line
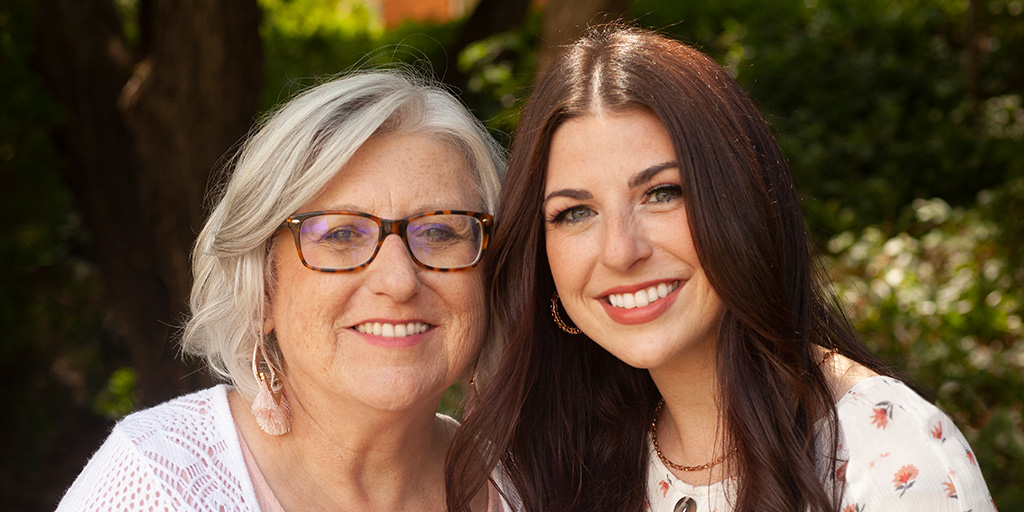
top-left (112, 0), bottom-right (140, 47)
top-left (259, 0), bottom-right (384, 107)
top-left (439, 382), bottom-right (466, 420)
top-left (93, 367), bottom-right (140, 419)
top-left (258, 0), bottom-right (466, 109)
top-left (257, 0), bottom-right (539, 140)
top-left (633, 0), bottom-right (1024, 235)
top-left (826, 197), bottom-right (1024, 507)
top-left (456, 10), bottom-right (542, 138)
top-left (262, 0), bottom-right (383, 38)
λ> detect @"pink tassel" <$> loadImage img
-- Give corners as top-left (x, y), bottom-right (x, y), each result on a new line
top-left (251, 378), bottom-right (291, 435)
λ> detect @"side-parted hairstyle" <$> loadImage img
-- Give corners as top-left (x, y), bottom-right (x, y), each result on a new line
top-left (182, 70), bottom-right (504, 399)
top-left (446, 24), bottom-right (893, 512)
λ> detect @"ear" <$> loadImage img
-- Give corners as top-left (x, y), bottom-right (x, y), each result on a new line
top-left (263, 316), bottom-right (275, 335)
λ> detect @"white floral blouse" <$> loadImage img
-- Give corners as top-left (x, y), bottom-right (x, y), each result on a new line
top-left (644, 377), bottom-right (997, 512)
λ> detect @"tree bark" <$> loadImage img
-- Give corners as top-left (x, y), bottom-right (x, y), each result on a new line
top-left (31, 0), bottom-right (264, 405)
top-left (536, 0), bottom-right (629, 76)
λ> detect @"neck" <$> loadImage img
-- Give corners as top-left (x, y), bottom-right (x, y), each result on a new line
top-left (230, 388), bottom-right (453, 511)
top-left (647, 342), bottom-right (733, 484)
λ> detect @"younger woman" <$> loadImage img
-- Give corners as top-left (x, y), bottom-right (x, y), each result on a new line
top-left (447, 24), bottom-right (995, 512)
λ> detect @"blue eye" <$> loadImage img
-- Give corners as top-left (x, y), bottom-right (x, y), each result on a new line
top-left (322, 225), bottom-right (367, 245)
top-left (415, 223), bottom-right (459, 242)
top-left (554, 205), bottom-right (593, 225)
top-left (646, 185), bottom-right (682, 204)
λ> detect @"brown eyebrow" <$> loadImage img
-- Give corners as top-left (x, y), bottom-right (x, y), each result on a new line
top-left (543, 188), bottom-right (593, 204)
top-left (628, 162), bottom-right (679, 189)
top-left (543, 161), bottom-right (679, 207)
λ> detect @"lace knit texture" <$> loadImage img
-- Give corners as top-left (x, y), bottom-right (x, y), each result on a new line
top-left (56, 385), bottom-right (259, 511)
top-left (57, 385), bottom-right (519, 511)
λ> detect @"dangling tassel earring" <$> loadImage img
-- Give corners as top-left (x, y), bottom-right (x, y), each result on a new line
top-left (251, 342), bottom-right (291, 435)
top-left (550, 291), bottom-right (581, 335)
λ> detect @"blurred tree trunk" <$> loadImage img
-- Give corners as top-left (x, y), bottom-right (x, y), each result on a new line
top-left (30, 0), bottom-right (263, 405)
top-left (964, 0), bottom-right (990, 124)
top-left (536, 0), bottom-right (629, 76)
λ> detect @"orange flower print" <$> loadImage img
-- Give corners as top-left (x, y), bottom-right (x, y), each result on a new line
top-left (835, 460), bottom-right (848, 482)
top-left (842, 505), bottom-right (864, 512)
top-left (892, 464), bottom-right (919, 497)
top-left (943, 476), bottom-right (958, 498)
top-left (930, 421), bottom-right (944, 440)
top-left (871, 401), bottom-right (894, 429)
top-left (967, 450), bottom-right (977, 465)
top-left (659, 479), bottom-right (671, 498)
top-left (870, 408), bottom-right (888, 428)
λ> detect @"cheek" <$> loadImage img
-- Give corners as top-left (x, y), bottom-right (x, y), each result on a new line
top-left (545, 230), bottom-right (581, 291)
top-left (695, 277), bottom-right (723, 315)
top-left (269, 257), bottom-right (347, 346)
top-left (674, 215), bottom-right (701, 261)
top-left (463, 282), bottom-right (488, 339)
top-left (442, 276), bottom-right (488, 375)
top-left (440, 273), bottom-right (488, 342)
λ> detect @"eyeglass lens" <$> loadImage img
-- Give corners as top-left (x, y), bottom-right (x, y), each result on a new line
top-left (297, 213), bottom-right (484, 270)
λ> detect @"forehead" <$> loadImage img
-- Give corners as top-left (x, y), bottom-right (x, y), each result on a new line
top-left (307, 132), bottom-right (482, 216)
top-left (546, 109), bottom-right (676, 188)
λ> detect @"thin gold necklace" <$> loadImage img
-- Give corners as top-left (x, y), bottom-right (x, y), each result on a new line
top-left (650, 399), bottom-right (736, 472)
top-left (651, 347), bottom-right (840, 472)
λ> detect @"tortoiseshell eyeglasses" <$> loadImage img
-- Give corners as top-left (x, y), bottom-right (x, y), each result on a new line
top-left (280, 210), bottom-right (493, 272)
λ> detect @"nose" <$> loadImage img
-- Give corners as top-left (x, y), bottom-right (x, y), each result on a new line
top-left (599, 212), bottom-right (653, 272)
top-left (364, 233), bottom-right (422, 302)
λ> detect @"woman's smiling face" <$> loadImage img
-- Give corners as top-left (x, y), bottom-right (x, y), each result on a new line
top-left (543, 108), bottom-right (723, 371)
top-left (266, 132), bottom-right (487, 414)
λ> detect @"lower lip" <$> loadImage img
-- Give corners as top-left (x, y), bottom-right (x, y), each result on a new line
top-left (357, 331), bottom-right (429, 348)
top-left (599, 284), bottom-right (682, 325)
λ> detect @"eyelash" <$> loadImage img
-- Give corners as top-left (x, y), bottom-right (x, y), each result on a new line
top-left (547, 205), bottom-right (592, 225)
top-left (645, 184), bottom-right (683, 204)
top-left (546, 184), bottom-right (683, 225)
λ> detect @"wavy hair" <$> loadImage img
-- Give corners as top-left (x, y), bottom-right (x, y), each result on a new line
top-left (447, 24), bottom-right (894, 511)
top-left (181, 70), bottom-right (504, 399)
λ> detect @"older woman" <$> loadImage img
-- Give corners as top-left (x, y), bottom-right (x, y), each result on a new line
top-left (58, 70), bottom-right (505, 511)
top-left (448, 25), bottom-right (995, 512)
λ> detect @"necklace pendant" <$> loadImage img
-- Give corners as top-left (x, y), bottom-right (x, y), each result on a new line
top-left (673, 496), bottom-right (696, 512)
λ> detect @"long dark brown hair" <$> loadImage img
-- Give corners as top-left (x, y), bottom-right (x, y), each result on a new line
top-left (447, 24), bottom-right (895, 512)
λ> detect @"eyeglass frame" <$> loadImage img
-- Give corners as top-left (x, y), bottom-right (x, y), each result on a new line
top-left (279, 209), bottom-right (494, 272)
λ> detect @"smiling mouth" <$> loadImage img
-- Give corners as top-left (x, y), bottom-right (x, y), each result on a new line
top-left (606, 280), bottom-right (680, 309)
top-left (352, 322), bottom-right (430, 337)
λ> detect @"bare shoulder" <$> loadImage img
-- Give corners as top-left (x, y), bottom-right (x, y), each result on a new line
top-left (817, 346), bottom-right (879, 403)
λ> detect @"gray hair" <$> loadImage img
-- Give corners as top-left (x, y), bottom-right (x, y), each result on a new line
top-left (182, 70), bottom-right (504, 398)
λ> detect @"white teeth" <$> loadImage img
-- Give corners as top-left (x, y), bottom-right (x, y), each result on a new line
top-left (606, 281), bottom-right (680, 309)
top-left (354, 321), bottom-right (429, 337)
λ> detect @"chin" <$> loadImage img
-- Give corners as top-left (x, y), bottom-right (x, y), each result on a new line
top-left (589, 333), bottom-right (670, 369)
top-left (598, 347), bottom-right (665, 370)
top-left (362, 390), bottom-right (441, 413)
top-left (355, 374), bottom-right (447, 408)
